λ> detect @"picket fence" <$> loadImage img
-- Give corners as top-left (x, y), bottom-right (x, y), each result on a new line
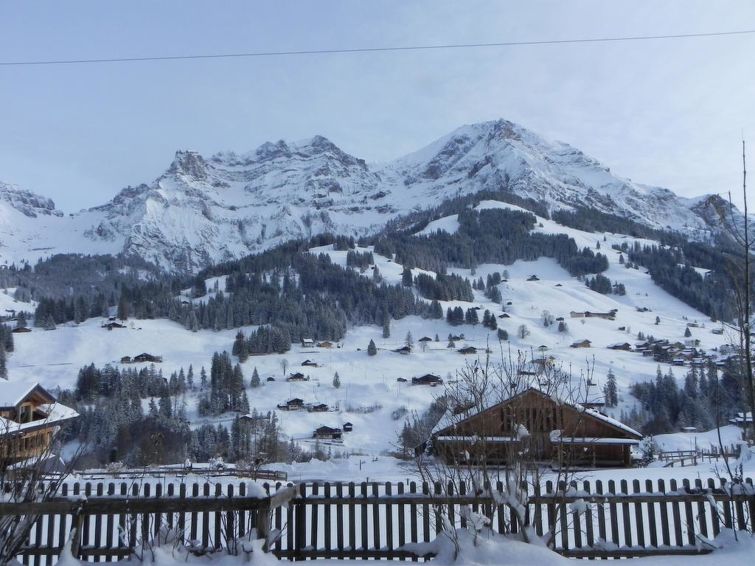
top-left (2, 477), bottom-right (755, 564)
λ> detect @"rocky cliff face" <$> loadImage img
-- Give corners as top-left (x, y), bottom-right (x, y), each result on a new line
top-left (0, 120), bottom-right (739, 272)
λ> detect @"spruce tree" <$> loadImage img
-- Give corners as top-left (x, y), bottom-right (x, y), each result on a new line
top-left (604, 370), bottom-right (618, 407)
top-left (367, 339), bottom-right (377, 356)
top-left (250, 367), bottom-right (261, 388)
top-left (0, 345), bottom-right (6, 380)
top-left (333, 372), bottom-right (341, 389)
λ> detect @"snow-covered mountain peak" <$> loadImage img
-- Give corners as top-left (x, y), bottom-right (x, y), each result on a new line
top-left (0, 182), bottom-right (63, 218)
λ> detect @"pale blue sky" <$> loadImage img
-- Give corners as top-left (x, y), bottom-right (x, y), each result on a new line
top-left (1, 1), bottom-right (755, 211)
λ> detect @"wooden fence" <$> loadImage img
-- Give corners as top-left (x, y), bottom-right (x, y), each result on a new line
top-left (3, 477), bottom-right (755, 564)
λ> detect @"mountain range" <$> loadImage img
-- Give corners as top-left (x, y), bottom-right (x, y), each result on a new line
top-left (0, 119), bottom-right (735, 273)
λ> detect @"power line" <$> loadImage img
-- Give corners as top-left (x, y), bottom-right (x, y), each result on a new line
top-left (2, 28), bottom-right (755, 67)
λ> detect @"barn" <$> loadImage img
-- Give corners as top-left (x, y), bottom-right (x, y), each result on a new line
top-left (431, 387), bottom-right (641, 468)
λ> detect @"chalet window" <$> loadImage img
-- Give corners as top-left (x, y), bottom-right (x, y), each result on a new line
top-left (20, 404), bottom-right (32, 423)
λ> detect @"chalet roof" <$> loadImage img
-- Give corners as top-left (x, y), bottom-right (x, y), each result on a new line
top-left (432, 386), bottom-right (642, 440)
top-left (0, 381), bottom-right (55, 409)
top-left (0, 402), bottom-right (79, 436)
top-left (315, 426), bottom-right (341, 434)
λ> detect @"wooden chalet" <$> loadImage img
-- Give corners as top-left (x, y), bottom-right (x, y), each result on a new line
top-left (277, 398), bottom-right (305, 411)
top-left (607, 343), bottom-right (632, 351)
top-left (458, 346), bottom-right (477, 355)
top-left (133, 353), bottom-right (162, 363)
top-left (286, 373), bottom-right (309, 382)
top-left (418, 336), bottom-right (433, 343)
top-left (120, 356), bottom-right (132, 364)
top-left (393, 346), bottom-right (412, 355)
top-left (301, 360), bottom-right (318, 367)
top-left (313, 426), bottom-right (342, 440)
top-left (343, 422), bottom-right (353, 432)
top-left (317, 341), bottom-right (334, 349)
top-left (570, 339), bottom-right (592, 349)
top-left (729, 412), bottom-right (752, 427)
top-left (0, 381), bottom-right (79, 465)
top-left (301, 338), bottom-right (315, 348)
top-left (526, 275), bottom-right (540, 281)
top-left (432, 387), bottom-right (642, 468)
top-left (308, 403), bottom-right (329, 413)
top-left (412, 374), bottom-right (443, 387)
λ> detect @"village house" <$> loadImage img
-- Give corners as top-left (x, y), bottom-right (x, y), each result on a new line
top-left (301, 359), bottom-right (318, 367)
top-left (301, 338), bottom-right (315, 348)
top-left (393, 346), bottom-right (412, 355)
top-left (729, 412), bottom-right (752, 428)
top-left (457, 346), bottom-right (477, 355)
top-left (607, 343), bottom-right (632, 351)
top-left (307, 403), bottom-right (329, 413)
top-left (120, 356), bottom-right (132, 364)
top-left (133, 353), bottom-right (162, 363)
top-left (317, 341), bottom-right (334, 349)
top-left (286, 373), bottom-right (309, 382)
top-left (0, 381), bottom-right (79, 466)
top-left (313, 426), bottom-right (342, 440)
top-left (343, 422), bottom-right (353, 432)
top-left (277, 398), bottom-right (305, 411)
top-left (418, 336), bottom-right (433, 343)
top-left (570, 339), bottom-right (592, 349)
top-left (431, 387), bottom-right (642, 468)
top-left (570, 310), bottom-right (617, 320)
top-left (412, 374), bottom-right (443, 387)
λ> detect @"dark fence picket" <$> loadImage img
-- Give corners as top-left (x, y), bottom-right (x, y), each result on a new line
top-left (682, 479), bottom-right (695, 545)
top-left (397, 482), bottom-right (406, 551)
top-left (645, 479), bottom-right (657, 548)
top-left (324, 482), bottom-right (332, 554)
top-left (385, 482), bottom-right (394, 553)
top-left (669, 479), bottom-right (683, 546)
top-left (632, 480), bottom-right (645, 548)
top-left (620, 480), bottom-right (631, 548)
top-left (658, 479), bottom-right (671, 546)
top-left (583, 481), bottom-right (594, 549)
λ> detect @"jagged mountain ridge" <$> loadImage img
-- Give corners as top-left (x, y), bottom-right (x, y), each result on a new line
top-left (0, 120), bottom-right (736, 272)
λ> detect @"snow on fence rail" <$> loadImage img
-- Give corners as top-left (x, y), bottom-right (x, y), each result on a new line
top-left (3, 477), bottom-right (755, 564)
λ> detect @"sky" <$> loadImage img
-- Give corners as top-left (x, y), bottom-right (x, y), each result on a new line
top-left (1, 0), bottom-right (755, 212)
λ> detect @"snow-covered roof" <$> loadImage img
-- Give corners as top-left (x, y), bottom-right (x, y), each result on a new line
top-left (0, 380), bottom-right (53, 408)
top-left (0, 402), bottom-right (79, 435)
top-left (433, 386), bottom-right (642, 440)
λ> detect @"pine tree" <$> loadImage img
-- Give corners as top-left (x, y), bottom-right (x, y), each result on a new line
top-left (604, 370), bottom-right (618, 407)
top-left (401, 267), bottom-right (413, 287)
top-left (0, 345), bottom-right (6, 380)
top-left (250, 367), bottom-right (261, 388)
top-left (333, 372), bottom-right (341, 389)
top-left (367, 339), bottom-right (377, 356)
top-left (44, 314), bottom-right (56, 330)
top-left (684, 326), bottom-right (692, 338)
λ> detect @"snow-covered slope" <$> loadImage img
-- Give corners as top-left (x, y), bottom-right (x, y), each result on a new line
top-left (0, 120), bottom-right (737, 272)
